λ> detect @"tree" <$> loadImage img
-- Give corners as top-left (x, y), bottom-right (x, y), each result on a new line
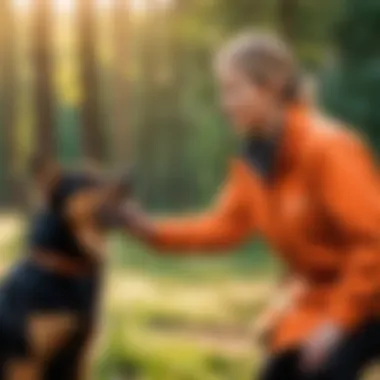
top-left (112, 0), bottom-right (130, 167)
top-left (321, 0), bottom-right (380, 151)
top-left (134, 0), bottom-right (162, 207)
top-left (278, 0), bottom-right (298, 43)
top-left (33, 0), bottom-right (56, 157)
top-left (0, 0), bottom-right (18, 206)
top-left (164, 0), bottom-right (191, 208)
top-left (78, 0), bottom-right (106, 162)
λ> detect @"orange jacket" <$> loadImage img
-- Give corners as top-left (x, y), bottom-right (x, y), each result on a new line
top-left (151, 105), bottom-right (380, 352)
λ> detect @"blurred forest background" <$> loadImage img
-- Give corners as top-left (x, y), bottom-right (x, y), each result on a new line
top-left (0, 0), bottom-right (380, 379)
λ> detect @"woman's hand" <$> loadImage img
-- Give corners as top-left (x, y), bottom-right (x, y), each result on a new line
top-left (251, 276), bottom-right (306, 347)
top-left (251, 307), bottom-right (281, 346)
top-left (300, 321), bottom-right (344, 373)
top-left (121, 200), bottom-right (157, 243)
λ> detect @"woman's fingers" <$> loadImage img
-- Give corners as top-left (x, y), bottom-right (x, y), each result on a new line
top-left (300, 322), bottom-right (343, 373)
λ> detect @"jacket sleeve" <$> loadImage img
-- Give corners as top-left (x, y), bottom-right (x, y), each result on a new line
top-left (151, 160), bottom-right (254, 253)
top-left (317, 133), bottom-right (380, 329)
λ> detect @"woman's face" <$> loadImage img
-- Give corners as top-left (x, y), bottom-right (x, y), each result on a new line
top-left (217, 63), bottom-right (278, 136)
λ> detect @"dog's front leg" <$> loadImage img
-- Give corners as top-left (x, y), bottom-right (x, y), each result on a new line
top-left (28, 313), bottom-right (79, 363)
top-left (4, 360), bottom-right (42, 380)
top-left (75, 331), bottom-right (98, 380)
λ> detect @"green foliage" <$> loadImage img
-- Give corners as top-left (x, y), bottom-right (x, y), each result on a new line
top-left (0, 0), bottom-right (347, 209)
top-left (321, 0), bottom-right (380, 151)
top-left (57, 106), bottom-right (82, 163)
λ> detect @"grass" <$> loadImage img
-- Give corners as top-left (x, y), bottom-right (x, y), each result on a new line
top-left (96, 235), bottom-right (277, 379)
top-left (97, 277), bottom-right (264, 379)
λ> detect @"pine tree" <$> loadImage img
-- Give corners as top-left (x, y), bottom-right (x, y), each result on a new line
top-left (78, 0), bottom-right (106, 162)
top-left (112, 0), bottom-right (130, 167)
top-left (321, 0), bottom-right (380, 150)
top-left (0, 0), bottom-right (18, 206)
top-left (33, 0), bottom-right (56, 157)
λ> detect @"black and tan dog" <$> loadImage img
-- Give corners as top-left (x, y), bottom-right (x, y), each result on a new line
top-left (0, 157), bottom-right (130, 380)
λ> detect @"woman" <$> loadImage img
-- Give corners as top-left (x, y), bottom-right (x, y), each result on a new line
top-left (123, 32), bottom-right (380, 379)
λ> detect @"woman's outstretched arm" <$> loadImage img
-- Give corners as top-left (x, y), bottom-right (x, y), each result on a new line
top-left (123, 160), bottom-right (254, 254)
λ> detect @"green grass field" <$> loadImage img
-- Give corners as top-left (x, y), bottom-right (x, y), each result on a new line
top-left (97, 235), bottom-right (281, 378)
top-left (97, 269), bottom-right (268, 379)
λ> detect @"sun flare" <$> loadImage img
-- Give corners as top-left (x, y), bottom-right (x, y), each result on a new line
top-left (13, 0), bottom-right (150, 13)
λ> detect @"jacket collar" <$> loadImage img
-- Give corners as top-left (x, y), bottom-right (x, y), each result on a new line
top-left (275, 102), bottom-right (312, 177)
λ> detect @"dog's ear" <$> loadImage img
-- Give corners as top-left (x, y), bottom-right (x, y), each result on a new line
top-left (29, 154), bottom-right (62, 195)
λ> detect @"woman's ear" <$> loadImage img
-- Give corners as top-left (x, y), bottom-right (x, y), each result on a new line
top-left (29, 154), bottom-right (62, 196)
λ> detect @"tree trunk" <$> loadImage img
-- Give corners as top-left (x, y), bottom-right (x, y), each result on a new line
top-left (0, 0), bottom-right (18, 207)
top-left (165, 0), bottom-right (189, 209)
top-left (33, 0), bottom-right (56, 157)
top-left (279, 0), bottom-right (298, 43)
top-left (78, 0), bottom-right (106, 163)
top-left (136, 0), bottom-right (159, 207)
top-left (112, 0), bottom-right (130, 168)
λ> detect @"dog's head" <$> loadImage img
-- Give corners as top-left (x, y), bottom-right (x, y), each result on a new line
top-left (30, 155), bottom-right (131, 261)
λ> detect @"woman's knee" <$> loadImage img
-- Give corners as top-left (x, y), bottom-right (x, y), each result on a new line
top-left (259, 351), bottom-right (299, 380)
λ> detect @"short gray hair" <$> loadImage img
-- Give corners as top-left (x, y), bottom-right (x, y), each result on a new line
top-left (216, 32), bottom-right (301, 102)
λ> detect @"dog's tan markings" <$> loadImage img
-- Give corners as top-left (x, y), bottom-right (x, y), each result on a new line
top-left (5, 360), bottom-right (41, 380)
top-left (65, 190), bottom-right (108, 261)
top-left (27, 313), bottom-right (78, 362)
top-left (75, 332), bottom-right (98, 380)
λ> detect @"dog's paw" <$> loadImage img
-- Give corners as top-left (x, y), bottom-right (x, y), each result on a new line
top-left (28, 313), bottom-right (78, 361)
